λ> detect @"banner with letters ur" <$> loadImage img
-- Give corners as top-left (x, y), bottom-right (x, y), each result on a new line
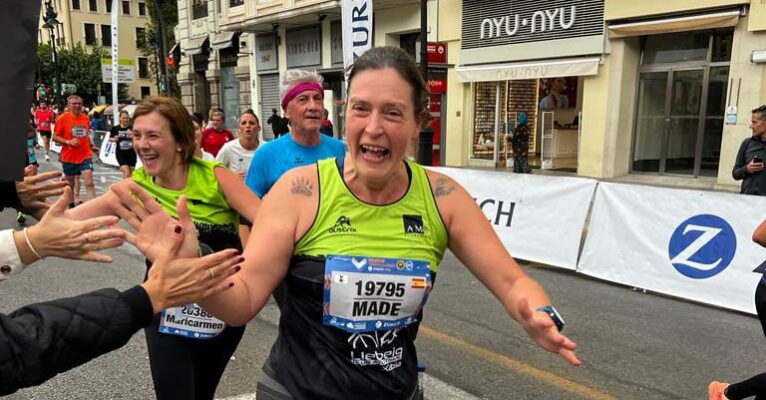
top-left (341, 0), bottom-right (372, 76)
top-left (578, 182), bottom-right (766, 314)
top-left (434, 167), bottom-right (597, 270)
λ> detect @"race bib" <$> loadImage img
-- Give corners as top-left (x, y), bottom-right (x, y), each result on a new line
top-left (119, 140), bottom-right (133, 150)
top-left (159, 303), bottom-right (226, 339)
top-left (324, 255), bottom-right (432, 333)
top-left (39, 121), bottom-right (50, 130)
top-left (72, 126), bottom-right (87, 138)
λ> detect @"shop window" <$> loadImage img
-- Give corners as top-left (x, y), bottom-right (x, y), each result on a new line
top-left (471, 80), bottom-right (541, 164)
top-left (711, 31), bottom-right (734, 62)
top-left (84, 23), bottom-right (97, 46)
top-left (641, 31), bottom-right (709, 64)
top-left (471, 82), bottom-right (506, 161)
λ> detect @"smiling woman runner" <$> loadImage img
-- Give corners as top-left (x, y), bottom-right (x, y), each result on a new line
top-left (198, 46), bottom-right (580, 400)
top-left (67, 96), bottom-right (260, 400)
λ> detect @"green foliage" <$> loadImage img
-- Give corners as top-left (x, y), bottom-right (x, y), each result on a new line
top-left (36, 43), bottom-right (128, 106)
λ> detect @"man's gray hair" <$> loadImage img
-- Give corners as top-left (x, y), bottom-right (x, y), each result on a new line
top-left (280, 69), bottom-right (324, 98)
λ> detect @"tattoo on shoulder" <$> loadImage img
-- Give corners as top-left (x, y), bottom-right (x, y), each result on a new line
top-left (291, 177), bottom-right (313, 197)
top-left (433, 177), bottom-right (456, 198)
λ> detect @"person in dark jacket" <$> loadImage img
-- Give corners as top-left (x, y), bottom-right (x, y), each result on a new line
top-left (733, 105), bottom-right (766, 195)
top-left (510, 113), bottom-right (531, 174)
top-left (0, 179), bottom-right (242, 395)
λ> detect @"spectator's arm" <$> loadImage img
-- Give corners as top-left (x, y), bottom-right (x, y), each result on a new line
top-left (733, 139), bottom-right (750, 180)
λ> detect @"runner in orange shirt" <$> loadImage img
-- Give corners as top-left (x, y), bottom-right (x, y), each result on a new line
top-left (53, 95), bottom-right (96, 205)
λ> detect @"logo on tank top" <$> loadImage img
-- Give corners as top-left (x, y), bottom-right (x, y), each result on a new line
top-left (329, 215), bottom-right (357, 234)
top-left (403, 215), bottom-right (425, 235)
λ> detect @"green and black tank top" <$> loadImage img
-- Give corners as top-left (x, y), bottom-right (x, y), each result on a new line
top-left (265, 157), bottom-right (448, 400)
top-left (132, 157), bottom-right (241, 254)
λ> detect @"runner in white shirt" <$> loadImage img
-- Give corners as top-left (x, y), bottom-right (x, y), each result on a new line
top-left (215, 110), bottom-right (260, 179)
top-left (216, 109), bottom-right (261, 245)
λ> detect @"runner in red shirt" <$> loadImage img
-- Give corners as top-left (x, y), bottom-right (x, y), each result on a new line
top-left (34, 100), bottom-right (55, 161)
top-left (53, 95), bottom-right (96, 205)
top-left (200, 110), bottom-right (234, 156)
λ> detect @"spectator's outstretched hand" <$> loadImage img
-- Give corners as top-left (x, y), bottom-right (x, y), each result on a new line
top-left (15, 168), bottom-right (68, 216)
top-left (141, 220), bottom-right (242, 313)
top-left (27, 187), bottom-right (126, 262)
top-left (110, 180), bottom-right (200, 262)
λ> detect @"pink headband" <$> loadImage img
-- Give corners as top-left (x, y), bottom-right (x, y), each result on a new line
top-left (280, 82), bottom-right (324, 110)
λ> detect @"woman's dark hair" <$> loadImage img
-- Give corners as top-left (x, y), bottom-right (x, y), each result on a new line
top-left (346, 46), bottom-right (430, 126)
top-left (191, 112), bottom-right (204, 126)
top-left (241, 109), bottom-right (260, 124)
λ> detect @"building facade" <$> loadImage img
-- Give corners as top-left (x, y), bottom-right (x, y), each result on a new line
top-left (215, 0), bottom-right (442, 141)
top-left (40, 0), bottom-right (158, 101)
top-left (175, 0), bottom-right (252, 130)
top-left (444, 0), bottom-right (766, 190)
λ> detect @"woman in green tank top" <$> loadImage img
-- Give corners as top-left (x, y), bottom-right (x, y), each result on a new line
top-left (66, 96), bottom-right (260, 400)
top-left (132, 48), bottom-right (580, 399)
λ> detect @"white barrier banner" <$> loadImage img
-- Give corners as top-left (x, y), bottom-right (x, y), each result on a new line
top-left (99, 131), bottom-right (119, 167)
top-left (578, 182), bottom-right (766, 314)
top-left (434, 168), bottom-right (597, 270)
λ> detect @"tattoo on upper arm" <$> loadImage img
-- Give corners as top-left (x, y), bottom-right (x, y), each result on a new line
top-left (291, 177), bottom-right (313, 197)
top-left (433, 177), bottom-right (456, 198)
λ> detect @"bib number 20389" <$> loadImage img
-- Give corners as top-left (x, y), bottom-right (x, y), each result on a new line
top-left (323, 255), bottom-right (432, 333)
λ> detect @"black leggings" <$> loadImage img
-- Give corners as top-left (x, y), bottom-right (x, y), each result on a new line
top-left (724, 280), bottom-right (766, 400)
top-left (144, 315), bottom-right (245, 400)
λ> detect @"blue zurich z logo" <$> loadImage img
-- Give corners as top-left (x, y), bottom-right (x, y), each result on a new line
top-left (668, 214), bottom-right (737, 279)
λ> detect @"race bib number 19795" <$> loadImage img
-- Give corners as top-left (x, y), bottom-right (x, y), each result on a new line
top-left (323, 255), bottom-right (432, 333)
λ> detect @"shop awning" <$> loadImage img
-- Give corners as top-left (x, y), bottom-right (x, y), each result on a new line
top-left (183, 36), bottom-right (209, 55)
top-left (210, 31), bottom-right (239, 50)
top-left (456, 57), bottom-right (601, 83)
top-left (608, 10), bottom-right (740, 38)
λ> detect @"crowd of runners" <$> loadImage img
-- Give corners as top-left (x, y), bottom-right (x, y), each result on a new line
top-left (12, 45), bottom-right (766, 400)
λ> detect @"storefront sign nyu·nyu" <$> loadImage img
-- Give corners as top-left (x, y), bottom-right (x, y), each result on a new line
top-left (480, 6), bottom-right (576, 39)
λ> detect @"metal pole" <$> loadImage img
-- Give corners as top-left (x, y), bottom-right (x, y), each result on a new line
top-left (419, 0), bottom-right (428, 82)
top-left (151, 0), bottom-right (171, 96)
top-left (50, 28), bottom-right (59, 108)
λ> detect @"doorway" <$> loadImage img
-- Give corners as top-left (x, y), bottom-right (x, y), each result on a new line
top-left (631, 30), bottom-right (732, 177)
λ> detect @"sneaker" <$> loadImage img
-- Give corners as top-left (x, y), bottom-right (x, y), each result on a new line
top-left (708, 381), bottom-right (730, 400)
top-left (16, 212), bottom-right (25, 225)
top-left (74, 195), bottom-right (82, 204)
top-left (45, 154), bottom-right (50, 161)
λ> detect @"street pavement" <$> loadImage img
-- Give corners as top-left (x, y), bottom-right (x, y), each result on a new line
top-left (1, 155), bottom-right (765, 399)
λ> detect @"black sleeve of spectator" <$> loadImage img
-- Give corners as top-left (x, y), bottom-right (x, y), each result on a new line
top-left (0, 180), bottom-right (22, 212)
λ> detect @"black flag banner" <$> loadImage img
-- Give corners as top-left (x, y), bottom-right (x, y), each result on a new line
top-left (0, 1), bottom-right (42, 180)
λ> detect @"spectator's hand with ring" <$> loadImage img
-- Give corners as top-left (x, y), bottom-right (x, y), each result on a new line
top-left (141, 221), bottom-right (242, 313)
top-left (15, 187), bottom-right (127, 264)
